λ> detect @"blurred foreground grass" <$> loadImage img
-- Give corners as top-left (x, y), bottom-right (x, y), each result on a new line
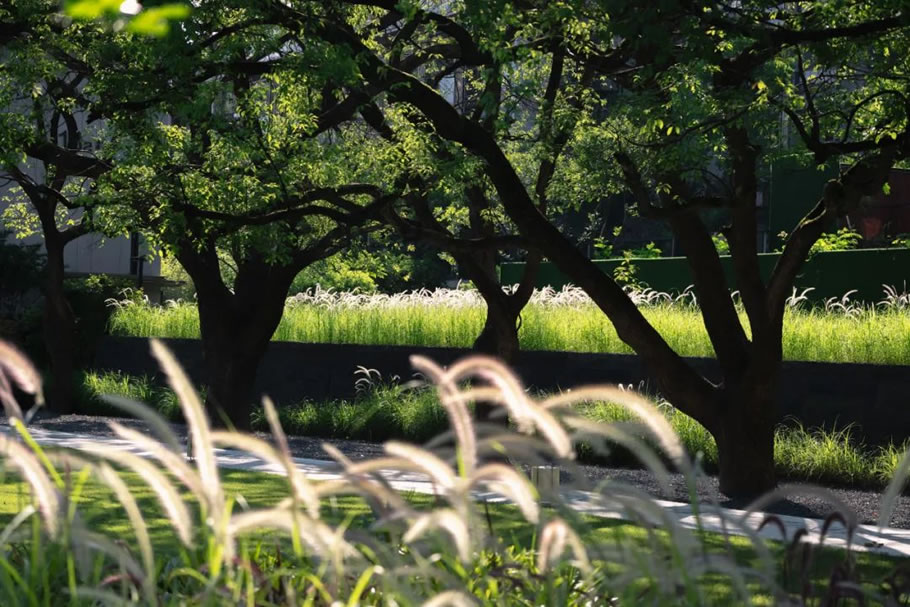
top-left (0, 466), bottom-right (900, 606)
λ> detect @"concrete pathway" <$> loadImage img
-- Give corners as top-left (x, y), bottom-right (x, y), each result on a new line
top-left (9, 427), bottom-right (910, 559)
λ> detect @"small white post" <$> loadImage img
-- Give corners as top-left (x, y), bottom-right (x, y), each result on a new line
top-left (530, 465), bottom-right (560, 492)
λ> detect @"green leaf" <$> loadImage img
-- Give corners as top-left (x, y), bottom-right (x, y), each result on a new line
top-left (64, 0), bottom-right (123, 19)
top-left (126, 4), bottom-right (191, 36)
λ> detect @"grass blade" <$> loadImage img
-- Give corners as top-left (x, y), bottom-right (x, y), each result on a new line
top-left (878, 444), bottom-right (910, 528)
top-left (149, 339), bottom-right (223, 516)
top-left (100, 394), bottom-right (182, 453)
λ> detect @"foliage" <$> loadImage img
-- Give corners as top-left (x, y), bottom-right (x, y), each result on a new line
top-left (61, 276), bottom-right (138, 367)
top-left (81, 368), bottom-right (910, 491)
top-left (158, 255), bottom-right (195, 301)
top-left (0, 229), bottom-right (44, 321)
top-left (610, 243), bottom-right (663, 286)
top-left (611, 256), bottom-right (640, 287)
top-left (809, 228), bottom-right (863, 255)
top-left (77, 3), bottom-right (398, 271)
top-left (591, 237), bottom-right (613, 259)
top-left (713, 233), bottom-right (730, 255)
top-left (108, 285), bottom-right (910, 366)
top-left (290, 241), bottom-right (452, 295)
top-left (291, 255), bottom-right (379, 294)
top-left (0, 231), bottom-right (45, 363)
top-left (63, 0), bottom-right (190, 36)
top-left (2, 340), bottom-right (910, 605)
top-left (626, 242), bottom-right (663, 259)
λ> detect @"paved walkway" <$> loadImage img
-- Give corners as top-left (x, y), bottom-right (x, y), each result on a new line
top-left (8, 427), bottom-right (910, 558)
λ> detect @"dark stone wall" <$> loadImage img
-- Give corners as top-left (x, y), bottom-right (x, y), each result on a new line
top-left (94, 337), bottom-right (910, 445)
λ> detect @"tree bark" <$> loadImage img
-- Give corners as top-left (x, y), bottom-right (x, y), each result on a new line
top-left (42, 235), bottom-right (76, 414)
top-left (197, 316), bottom-right (271, 431)
top-left (454, 251), bottom-right (522, 422)
top-left (472, 295), bottom-right (520, 363)
top-left (711, 366), bottom-right (779, 496)
top-left (179, 247), bottom-right (295, 430)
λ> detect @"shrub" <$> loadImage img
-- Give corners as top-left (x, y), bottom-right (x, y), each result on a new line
top-left (65, 275), bottom-right (138, 368)
top-left (77, 371), bottom-right (182, 420)
top-left (809, 227), bottom-right (863, 254)
top-left (0, 229), bottom-right (46, 359)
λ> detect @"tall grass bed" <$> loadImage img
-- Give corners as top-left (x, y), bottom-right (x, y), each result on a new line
top-left (109, 285), bottom-right (910, 365)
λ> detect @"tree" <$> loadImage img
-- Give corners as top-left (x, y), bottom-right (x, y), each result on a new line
top-left (63, 5), bottom-right (399, 428)
top-left (0, 0), bottom-right (193, 412)
top-left (1, 5), bottom-right (109, 412)
top-left (275, 0), bottom-right (910, 495)
top-left (288, 235), bottom-right (451, 294)
top-left (346, 8), bottom-right (594, 368)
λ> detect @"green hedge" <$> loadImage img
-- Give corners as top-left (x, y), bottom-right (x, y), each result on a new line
top-left (501, 248), bottom-right (910, 302)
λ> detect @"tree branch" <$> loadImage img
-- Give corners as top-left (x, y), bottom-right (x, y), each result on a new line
top-left (25, 143), bottom-right (109, 179)
top-left (723, 127), bottom-right (768, 336)
top-left (767, 145), bottom-right (903, 320)
top-left (617, 151), bottom-right (750, 374)
top-left (313, 23), bottom-right (717, 417)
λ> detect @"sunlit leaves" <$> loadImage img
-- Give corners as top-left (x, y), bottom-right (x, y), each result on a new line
top-left (0, 199), bottom-right (41, 240)
top-left (64, 0), bottom-right (126, 19)
top-left (126, 4), bottom-right (190, 36)
top-left (64, 0), bottom-right (189, 36)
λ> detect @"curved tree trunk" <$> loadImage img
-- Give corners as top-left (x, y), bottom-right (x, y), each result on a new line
top-left (472, 298), bottom-right (520, 363)
top-left (42, 237), bottom-right (76, 414)
top-left (342, 16), bottom-right (909, 498)
top-left (180, 249), bottom-right (295, 431)
top-left (457, 250), bottom-right (537, 423)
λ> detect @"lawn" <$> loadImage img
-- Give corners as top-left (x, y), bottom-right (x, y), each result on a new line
top-left (108, 286), bottom-right (910, 365)
top-left (0, 466), bottom-right (902, 606)
top-left (6, 338), bottom-right (910, 605)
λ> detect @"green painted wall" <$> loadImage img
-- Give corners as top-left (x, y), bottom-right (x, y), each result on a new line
top-left (768, 155), bottom-right (839, 239)
top-left (501, 248), bottom-right (910, 302)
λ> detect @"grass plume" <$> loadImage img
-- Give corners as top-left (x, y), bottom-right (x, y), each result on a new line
top-left (1, 339), bottom-right (908, 604)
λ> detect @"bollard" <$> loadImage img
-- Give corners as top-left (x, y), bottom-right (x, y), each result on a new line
top-left (530, 465), bottom-right (560, 493)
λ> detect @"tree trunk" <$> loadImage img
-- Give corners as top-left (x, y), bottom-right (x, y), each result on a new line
top-left (455, 248), bottom-right (523, 422)
top-left (195, 286), bottom-right (289, 431)
top-left (43, 238), bottom-right (76, 414)
top-left (711, 369), bottom-right (779, 497)
top-left (198, 321), bottom-right (267, 431)
top-left (470, 298), bottom-right (521, 423)
top-left (472, 299), bottom-right (520, 364)
top-left (180, 250), bottom-right (295, 432)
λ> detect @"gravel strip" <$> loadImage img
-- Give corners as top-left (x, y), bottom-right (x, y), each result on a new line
top-left (9, 412), bottom-right (910, 529)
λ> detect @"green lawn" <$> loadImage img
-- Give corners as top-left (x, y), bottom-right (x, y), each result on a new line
top-left (0, 465), bottom-right (903, 606)
top-left (108, 288), bottom-right (910, 364)
top-left (0, 467), bottom-right (388, 551)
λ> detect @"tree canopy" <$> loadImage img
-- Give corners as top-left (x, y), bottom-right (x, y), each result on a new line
top-left (3, 0), bottom-right (909, 491)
